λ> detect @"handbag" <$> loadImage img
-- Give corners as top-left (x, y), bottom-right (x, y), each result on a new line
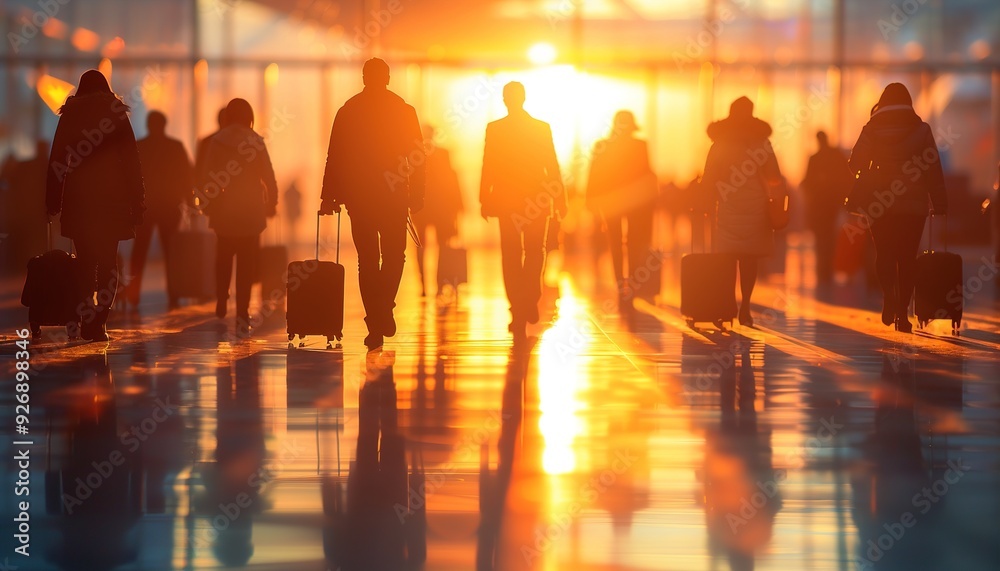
top-left (845, 160), bottom-right (878, 213)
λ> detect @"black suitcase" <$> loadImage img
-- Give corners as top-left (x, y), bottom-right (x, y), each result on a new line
top-left (167, 229), bottom-right (216, 301)
top-left (914, 216), bottom-right (962, 332)
top-left (21, 248), bottom-right (85, 340)
top-left (680, 218), bottom-right (737, 328)
top-left (287, 212), bottom-right (344, 348)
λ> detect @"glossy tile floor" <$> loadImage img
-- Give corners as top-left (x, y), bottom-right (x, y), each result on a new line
top-left (2, 231), bottom-right (999, 571)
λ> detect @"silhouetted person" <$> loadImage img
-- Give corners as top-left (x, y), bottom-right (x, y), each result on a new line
top-left (702, 96), bottom-right (782, 327)
top-left (320, 58), bottom-right (426, 351)
top-left (586, 110), bottom-right (657, 309)
top-left (802, 131), bottom-right (852, 284)
top-left (46, 70), bottom-right (145, 342)
top-left (194, 107), bottom-right (226, 200)
top-left (202, 98), bottom-right (278, 337)
top-left (480, 81), bottom-right (566, 344)
top-left (2, 139), bottom-right (49, 271)
top-left (129, 111), bottom-right (194, 308)
top-left (848, 83), bottom-right (947, 332)
top-left (283, 179), bottom-right (302, 240)
top-left (412, 125), bottom-right (463, 297)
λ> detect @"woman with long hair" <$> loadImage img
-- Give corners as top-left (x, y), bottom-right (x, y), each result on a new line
top-left (46, 70), bottom-right (145, 342)
top-left (848, 83), bottom-right (947, 332)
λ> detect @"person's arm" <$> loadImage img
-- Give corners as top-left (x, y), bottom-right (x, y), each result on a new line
top-left (479, 125), bottom-right (494, 219)
top-left (118, 115), bottom-right (146, 224)
top-left (45, 118), bottom-right (68, 215)
top-left (405, 105), bottom-right (425, 213)
top-left (259, 142), bottom-right (279, 217)
top-left (542, 123), bottom-right (566, 217)
top-left (175, 140), bottom-right (195, 208)
top-left (848, 130), bottom-right (873, 176)
top-left (922, 127), bottom-right (948, 215)
top-left (320, 109), bottom-right (344, 214)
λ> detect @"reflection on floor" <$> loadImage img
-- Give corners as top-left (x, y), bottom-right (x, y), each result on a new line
top-left (2, 240), bottom-right (999, 571)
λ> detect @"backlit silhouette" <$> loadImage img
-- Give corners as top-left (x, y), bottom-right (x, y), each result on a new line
top-left (480, 81), bottom-right (566, 344)
top-left (320, 58), bottom-right (426, 351)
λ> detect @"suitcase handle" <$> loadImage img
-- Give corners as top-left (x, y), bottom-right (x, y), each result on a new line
top-left (927, 213), bottom-right (947, 253)
top-left (316, 210), bottom-right (341, 263)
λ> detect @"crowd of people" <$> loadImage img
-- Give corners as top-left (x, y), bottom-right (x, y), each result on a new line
top-left (8, 59), bottom-right (970, 347)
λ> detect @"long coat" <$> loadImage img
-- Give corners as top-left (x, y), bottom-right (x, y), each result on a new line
top-left (480, 109), bottom-right (565, 218)
top-left (586, 135), bottom-right (654, 218)
top-left (46, 92), bottom-right (145, 241)
top-left (848, 105), bottom-right (947, 218)
top-left (201, 124), bottom-right (278, 237)
top-left (702, 116), bottom-right (780, 257)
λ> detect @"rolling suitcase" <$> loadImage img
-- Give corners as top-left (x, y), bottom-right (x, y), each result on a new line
top-left (681, 215), bottom-right (738, 329)
top-left (287, 211), bottom-right (344, 349)
top-left (21, 229), bottom-right (85, 340)
top-left (167, 211), bottom-right (216, 302)
top-left (914, 215), bottom-right (962, 332)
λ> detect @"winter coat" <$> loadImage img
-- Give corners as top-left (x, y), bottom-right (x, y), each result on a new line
top-left (848, 105), bottom-right (947, 218)
top-left (480, 109), bottom-right (565, 218)
top-left (137, 134), bottom-right (193, 221)
top-left (702, 115), bottom-right (780, 257)
top-left (321, 87), bottom-right (425, 218)
top-left (46, 92), bottom-right (145, 241)
top-left (586, 135), bottom-right (655, 218)
top-left (201, 124), bottom-right (278, 237)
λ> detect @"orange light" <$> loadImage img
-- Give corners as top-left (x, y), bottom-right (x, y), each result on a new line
top-left (264, 63), bottom-right (279, 87)
top-left (41, 18), bottom-right (67, 40)
top-left (71, 27), bottom-right (100, 52)
top-left (37, 74), bottom-right (75, 114)
top-left (101, 36), bottom-right (125, 58)
top-left (98, 58), bottom-right (112, 84)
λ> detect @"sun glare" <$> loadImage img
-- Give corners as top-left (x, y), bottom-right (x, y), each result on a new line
top-left (528, 42), bottom-right (557, 65)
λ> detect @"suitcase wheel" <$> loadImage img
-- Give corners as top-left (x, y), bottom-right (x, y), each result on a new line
top-left (66, 322), bottom-right (80, 339)
top-left (30, 323), bottom-right (41, 341)
top-left (952, 320), bottom-right (961, 335)
top-left (919, 320), bottom-right (928, 329)
top-left (685, 318), bottom-right (695, 329)
top-left (288, 334), bottom-right (295, 341)
top-left (713, 319), bottom-right (726, 331)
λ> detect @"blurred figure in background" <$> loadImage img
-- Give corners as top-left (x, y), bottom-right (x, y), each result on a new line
top-left (320, 58), bottom-right (426, 351)
top-left (801, 130), bottom-right (852, 285)
top-left (46, 70), bottom-right (145, 342)
top-left (1, 139), bottom-right (49, 272)
top-left (129, 111), bottom-right (193, 309)
top-left (702, 96), bottom-right (782, 327)
top-left (195, 107), bottom-right (226, 195)
top-left (202, 98), bottom-right (278, 337)
top-left (412, 125), bottom-right (463, 297)
top-left (586, 110), bottom-right (658, 310)
top-left (480, 81), bottom-right (566, 345)
top-left (848, 83), bottom-right (947, 332)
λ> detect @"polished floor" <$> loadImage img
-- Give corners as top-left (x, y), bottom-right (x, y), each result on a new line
top-left (2, 230), bottom-right (1000, 571)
